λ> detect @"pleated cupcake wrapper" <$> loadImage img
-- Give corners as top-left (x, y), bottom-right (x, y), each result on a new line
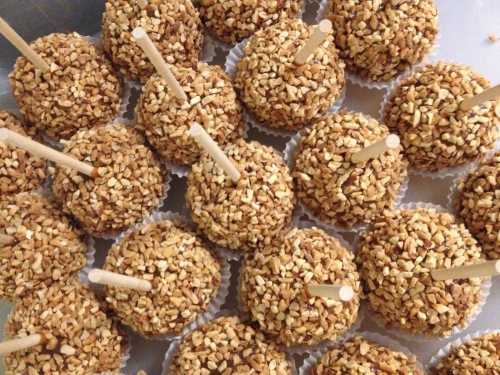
top-left (360, 201), bottom-right (492, 343)
top-left (298, 331), bottom-right (424, 375)
top-left (379, 60), bottom-right (500, 179)
top-left (426, 329), bottom-right (500, 373)
top-left (102, 211), bottom-right (230, 342)
top-left (224, 39), bottom-right (347, 138)
top-left (160, 309), bottom-right (299, 375)
top-left (236, 221), bottom-right (363, 356)
top-left (315, 0), bottom-right (441, 91)
top-left (283, 132), bottom-right (409, 234)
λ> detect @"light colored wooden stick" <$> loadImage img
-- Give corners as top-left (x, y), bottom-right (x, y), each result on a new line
top-left (132, 27), bottom-right (187, 102)
top-left (0, 128), bottom-right (95, 177)
top-left (0, 334), bottom-right (42, 355)
top-left (351, 134), bottom-right (400, 163)
top-left (0, 234), bottom-right (15, 246)
top-left (0, 17), bottom-right (49, 72)
top-left (88, 269), bottom-right (152, 292)
top-left (307, 284), bottom-right (355, 302)
top-left (431, 260), bottom-right (500, 281)
top-left (190, 123), bottom-right (241, 183)
top-left (460, 84), bottom-right (500, 111)
top-left (295, 20), bottom-right (333, 65)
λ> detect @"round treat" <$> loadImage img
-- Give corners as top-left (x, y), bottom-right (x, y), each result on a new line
top-left (325, 0), bottom-right (438, 82)
top-left (168, 316), bottom-right (293, 374)
top-left (0, 111), bottom-right (46, 197)
top-left (432, 332), bottom-right (500, 374)
top-left (186, 139), bottom-right (295, 252)
top-left (292, 111), bottom-right (408, 229)
top-left (51, 124), bottom-right (166, 237)
top-left (102, 218), bottom-right (222, 337)
top-left (383, 62), bottom-right (500, 172)
top-left (234, 18), bottom-right (346, 131)
top-left (241, 227), bottom-right (360, 347)
top-left (456, 152), bottom-right (500, 260)
top-left (198, 0), bottom-right (304, 44)
top-left (310, 335), bottom-right (423, 374)
top-left (102, 0), bottom-right (203, 82)
top-left (4, 279), bottom-right (126, 375)
top-left (136, 62), bottom-right (245, 166)
top-left (357, 207), bottom-right (486, 337)
top-left (0, 192), bottom-right (87, 300)
top-left (9, 32), bottom-right (123, 140)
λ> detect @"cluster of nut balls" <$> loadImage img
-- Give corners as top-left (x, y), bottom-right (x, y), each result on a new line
top-left (0, 0), bottom-right (498, 374)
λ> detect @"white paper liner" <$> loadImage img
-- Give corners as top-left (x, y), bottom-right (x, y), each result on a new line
top-left (316, 0), bottom-right (441, 91)
top-left (283, 131), bottom-right (409, 234)
top-left (102, 211), bottom-right (230, 341)
top-left (224, 39), bottom-right (347, 138)
top-left (361, 201), bottom-right (492, 343)
top-left (379, 61), bottom-right (500, 179)
top-left (160, 311), bottom-right (298, 375)
top-left (237, 220), bottom-right (363, 355)
top-left (298, 331), bottom-right (424, 375)
top-left (427, 329), bottom-right (500, 373)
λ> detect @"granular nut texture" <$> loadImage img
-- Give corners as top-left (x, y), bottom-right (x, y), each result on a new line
top-left (234, 18), bottom-right (345, 131)
top-left (0, 192), bottom-right (87, 300)
top-left (241, 227), bottom-right (361, 347)
top-left (186, 139), bottom-right (295, 252)
top-left (383, 62), bottom-right (500, 172)
top-left (9, 32), bottom-right (123, 140)
top-left (168, 316), bottom-right (294, 374)
top-left (456, 152), bottom-right (500, 260)
top-left (51, 124), bottom-right (166, 237)
top-left (102, 0), bottom-right (203, 82)
top-left (357, 208), bottom-right (486, 337)
top-left (292, 111), bottom-right (408, 229)
top-left (198, 0), bottom-right (304, 44)
top-left (136, 62), bottom-right (245, 166)
top-left (432, 332), bottom-right (500, 374)
top-left (4, 279), bottom-right (126, 375)
top-left (103, 219), bottom-right (222, 337)
top-left (325, 0), bottom-right (438, 82)
top-left (311, 335), bottom-right (423, 375)
top-left (0, 111), bottom-right (46, 197)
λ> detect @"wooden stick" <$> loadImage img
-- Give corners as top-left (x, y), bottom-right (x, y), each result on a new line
top-left (307, 284), bottom-right (355, 302)
top-left (132, 27), bottom-right (187, 102)
top-left (460, 84), bottom-right (500, 111)
top-left (0, 234), bottom-right (15, 246)
top-left (190, 123), bottom-right (241, 183)
top-left (0, 334), bottom-right (42, 355)
top-left (351, 134), bottom-right (400, 163)
top-left (0, 17), bottom-right (49, 72)
top-left (88, 269), bottom-right (152, 292)
top-left (0, 128), bottom-right (95, 177)
top-left (431, 260), bottom-right (500, 281)
top-left (295, 20), bottom-right (333, 65)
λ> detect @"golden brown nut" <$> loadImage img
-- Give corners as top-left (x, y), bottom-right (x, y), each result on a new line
top-left (241, 227), bottom-right (361, 347)
top-left (9, 33), bottom-right (123, 140)
top-left (102, 0), bottom-right (203, 82)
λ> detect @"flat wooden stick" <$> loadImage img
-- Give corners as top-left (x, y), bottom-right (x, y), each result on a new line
top-left (0, 334), bottom-right (42, 355)
top-left (351, 134), bottom-right (400, 163)
top-left (460, 84), bottom-right (500, 111)
top-left (0, 128), bottom-right (95, 177)
top-left (0, 17), bottom-right (49, 72)
top-left (88, 269), bottom-right (152, 292)
top-left (307, 284), bottom-right (354, 302)
top-left (190, 123), bottom-right (241, 183)
top-left (0, 234), bottom-right (15, 246)
top-left (295, 20), bottom-right (333, 65)
top-left (431, 260), bottom-right (500, 281)
top-left (132, 27), bottom-right (187, 102)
